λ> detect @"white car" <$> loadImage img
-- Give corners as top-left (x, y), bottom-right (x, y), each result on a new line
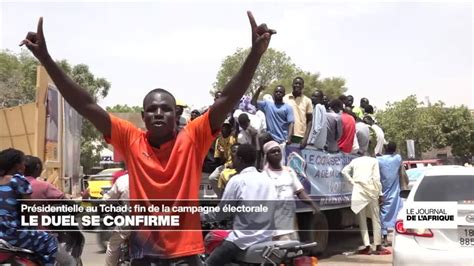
top-left (405, 165), bottom-right (465, 190)
top-left (393, 166), bottom-right (474, 266)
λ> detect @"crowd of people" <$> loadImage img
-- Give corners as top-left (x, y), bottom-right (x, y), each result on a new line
top-left (180, 77), bottom-right (406, 257)
top-left (177, 76), bottom-right (390, 194)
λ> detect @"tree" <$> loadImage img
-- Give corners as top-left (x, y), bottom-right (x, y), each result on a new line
top-left (106, 104), bottom-right (142, 113)
top-left (0, 50), bottom-right (111, 172)
top-left (317, 77), bottom-right (348, 100)
top-left (376, 95), bottom-right (473, 162)
top-left (212, 47), bottom-right (347, 100)
top-left (433, 105), bottom-right (473, 163)
top-left (212, 48), bottom-right (297, 97)
top-left (0, 50), bottom-right (38, 107)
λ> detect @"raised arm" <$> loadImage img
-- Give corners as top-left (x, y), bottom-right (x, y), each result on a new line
top-left (209, 12), bottom-right (276, 132)
top-left (251, 85), bottom-right (265, 107)
top-left (21, 18), bottom-right (111, 136)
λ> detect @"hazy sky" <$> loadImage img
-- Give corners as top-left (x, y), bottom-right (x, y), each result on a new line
top-left (1, 1), bottom-right (472, 110)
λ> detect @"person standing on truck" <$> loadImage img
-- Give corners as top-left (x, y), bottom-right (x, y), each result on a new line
top-left (283, 77), bottom-right (313, 146)
top-left (325, 99), bottom-right (343, 153)
top-left (337, 101), bottom-right (356, 154)
top-left (21, 12), bottom-right (276, 263)
top-left (251, 85), bottom-right (294, 146)
top-left (353, 115), bottom-right (371, 156)
top-left (341, 155), bottom-right (391, 255)
top-left (234, 95), bottom-right (266, 167)
top-left (302, 90), bottom-right (327, 150)
top-left (251, 84), bottom-right (294, 165)
top-left (363, 110), bottom-right (386, 156)
top-left (263, 141), bottom-right (319, 241)
top-left (377, 142), bottom-right (403, 246)
top-left (353, 97), bottom-right (369, 120)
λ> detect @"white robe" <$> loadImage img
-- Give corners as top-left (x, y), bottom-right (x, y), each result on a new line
top-left (341, 156), bottom-right (382, 214)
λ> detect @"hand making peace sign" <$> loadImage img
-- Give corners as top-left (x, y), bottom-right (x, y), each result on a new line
top-left (20, 17), bottom-right (49, 62)
top-left (247, 11), bottom-right (276, 56)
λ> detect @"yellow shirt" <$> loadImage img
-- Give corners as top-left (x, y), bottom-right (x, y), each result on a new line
top-left (283, 94), bottom-right (313, 137)
top-left (214, 135), bottom-right (236, 163)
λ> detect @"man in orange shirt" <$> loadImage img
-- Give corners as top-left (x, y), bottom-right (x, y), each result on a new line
top-left (22, 12), bottom-right (275, 264)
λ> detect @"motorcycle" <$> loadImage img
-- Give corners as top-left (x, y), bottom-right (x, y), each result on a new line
top-left (201, 220), bottom-right (317, 265)
top-left (0, 229), bottom-right (85, 266)
top-left (0, 238), bottom-right (41, 266)
top-left (117, 240), bottom-right (130, 266)
top-left (229, 240), bottom-right (317, 266)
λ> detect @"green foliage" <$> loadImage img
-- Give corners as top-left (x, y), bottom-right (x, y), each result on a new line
top-left (212, 48), bottom-right (297, 97)
top-left (0, 49), bottom-right (111, 172)
top-left (212, 48), bottom-right (347, 99)
top-left (106, 104), bottom-right (142, 113)
top-left (56, 60), bottom-right (111, 173)
top-left (317, 77), bottom-right (348, 100)
top-left (376, 95), bottom-right (473, 162)
top-left (0, 50), bottom-right (38, 107)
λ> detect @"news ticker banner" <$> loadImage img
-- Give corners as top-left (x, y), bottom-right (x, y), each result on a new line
top-left (402, 202), bottom-right (469, 229)
top-left (18, 200), bottom-right (305, 231)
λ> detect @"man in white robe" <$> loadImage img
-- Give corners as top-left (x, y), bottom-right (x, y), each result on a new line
top-left (341, 156), bottom-right (391, 255)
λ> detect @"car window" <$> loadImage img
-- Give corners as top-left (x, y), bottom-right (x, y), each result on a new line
top-left (414, 175), bottom-right (474, 202)
top-left (407, 169), bottom-right (426, 182)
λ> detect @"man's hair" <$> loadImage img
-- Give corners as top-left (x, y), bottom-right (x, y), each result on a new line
top-left (364, 105), bottom-right (374, 114)
top-left (259, 132), bottom-right (274, 148)
top-left (363, 115), bottom-right (375, 126)
top-left (237, 144), bottom-right (257, 165)
top-left (338, 95), bottom-right (348, 103)
top-left (313, 90), bottom-right (324, 97)
top-left (386, 142), bottom-right (397, 154)
top-left (222, 123), bottom-right (232, 130)
top-left (238, 113), bottom-right (250, 124)
top-left (274, 85), bottom-right (285, 91)
top-left (0, 148), bottom-right (24, 176)
top-left (24, 155), bottom-right (42, 177)
top-left (143, 88), bottom-right (176, 108)
top-left (329, 99), bottom-right (344, 112)
top-left (293, 77), bottom-right (304, 84)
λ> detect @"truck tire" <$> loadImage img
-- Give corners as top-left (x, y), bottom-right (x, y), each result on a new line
top-left (297, 211), bottom-right (329, 255)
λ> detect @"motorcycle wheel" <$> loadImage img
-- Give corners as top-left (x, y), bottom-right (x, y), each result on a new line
top-left (97, 231), bottom-right (113, 251)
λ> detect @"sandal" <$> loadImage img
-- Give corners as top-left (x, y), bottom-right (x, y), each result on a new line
top-left (374, 248), bottom-right (391, 255)
top-left (355, 248), bottom-right (371, 255)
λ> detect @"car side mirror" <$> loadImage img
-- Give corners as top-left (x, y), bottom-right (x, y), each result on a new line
top-left (400, 190), bottom-right (410, 199)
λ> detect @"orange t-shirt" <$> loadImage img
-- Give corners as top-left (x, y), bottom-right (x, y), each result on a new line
top-left (105, 110), bottom-right (218, 259)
